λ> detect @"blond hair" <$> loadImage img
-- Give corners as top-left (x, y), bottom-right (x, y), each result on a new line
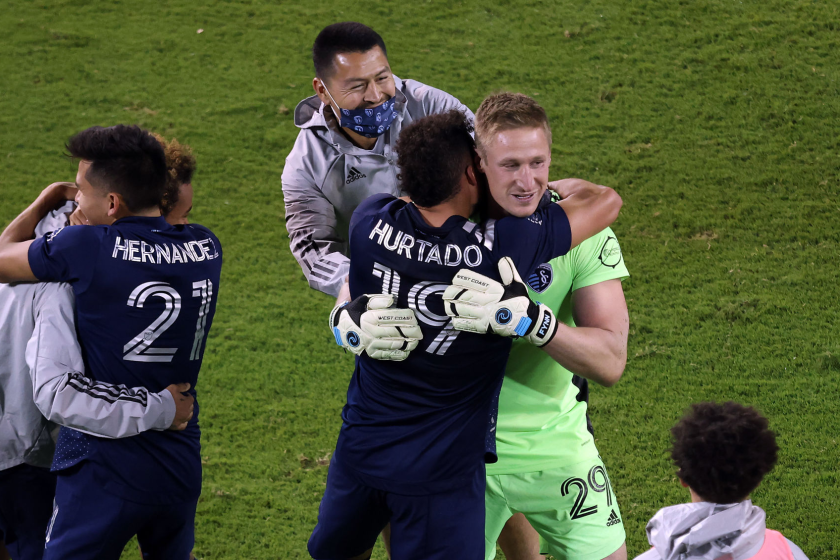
top-left (151, 133), bottom-right (196, 216)
top-left (474, 92), bottom-right (552, 154)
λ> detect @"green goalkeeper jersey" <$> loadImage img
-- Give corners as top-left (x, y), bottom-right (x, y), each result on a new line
top-left (486, 227), bottom-right (629, 475)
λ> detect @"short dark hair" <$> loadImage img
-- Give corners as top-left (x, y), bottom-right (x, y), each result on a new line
top-left (671, 401), bottom-right (779, 504)
top-left (67, 125), bottom-right (167, 213)
top-left (396, 110), bottom-right (474, 208)
top-left (312, 22), bottom-right (387, 79)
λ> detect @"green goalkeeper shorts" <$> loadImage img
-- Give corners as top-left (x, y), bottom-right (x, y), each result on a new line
top-left (485, 457), bottom-right (625, 560)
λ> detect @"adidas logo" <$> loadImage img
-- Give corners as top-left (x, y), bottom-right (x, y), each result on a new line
top-left (345, 166), bottom-right (366, 184)
top-left (606, 509), bottom-right (621, 527)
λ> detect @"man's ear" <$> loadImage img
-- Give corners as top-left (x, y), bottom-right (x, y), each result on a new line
top-left (313, 77), bottom-right (331, 108)
top-left (106, 193), bottom-right (121, 218)
top-left (473, 150), bottom-right (486, 173)
top-left (465, 162), bottom-right (478, 187)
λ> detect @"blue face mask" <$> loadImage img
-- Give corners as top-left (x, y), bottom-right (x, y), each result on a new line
top-left (323, 84), bottom-right (397, 138)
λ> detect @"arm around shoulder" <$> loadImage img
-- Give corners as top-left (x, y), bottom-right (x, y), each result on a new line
top-left (552, 179), bottom-right (622, 250)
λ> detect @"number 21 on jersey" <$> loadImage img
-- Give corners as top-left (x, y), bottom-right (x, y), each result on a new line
top-left (123, 279), bottom-right (214, 362)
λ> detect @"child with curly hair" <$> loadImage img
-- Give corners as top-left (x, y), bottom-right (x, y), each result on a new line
top-left (634, 401), bottom-right (808, 560)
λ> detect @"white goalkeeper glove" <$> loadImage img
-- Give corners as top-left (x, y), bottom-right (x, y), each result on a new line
top-left (329, 294), bottom-right (422, 361)
top-left (442, 257), bottom-right (558, 347)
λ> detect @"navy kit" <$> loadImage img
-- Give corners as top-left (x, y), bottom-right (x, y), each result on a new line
top-left (28, 216), bottom-right (222, 559)
top-left (308, 194), bottom-right (572, 559)
top-left (0, 464), bottom-right (57, 560)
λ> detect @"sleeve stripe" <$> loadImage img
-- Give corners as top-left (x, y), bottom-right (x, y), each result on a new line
top-left (66, 373), bottom-right (148, 406)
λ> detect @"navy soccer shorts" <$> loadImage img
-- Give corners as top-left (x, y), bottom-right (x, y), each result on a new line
top-left (42, 463), bottom-right (196, 560)
top-left (308, 458), bottom-right (485, 560)
top-left (0, 463), bottom-right (57, 560)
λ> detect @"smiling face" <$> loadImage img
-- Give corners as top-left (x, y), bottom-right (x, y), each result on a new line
top-left (74, 160), bottom-right (116, 226)
top-left (315, 46), bottom-right (395, 115)
top-left (478, 126), bottom-right (551, 217)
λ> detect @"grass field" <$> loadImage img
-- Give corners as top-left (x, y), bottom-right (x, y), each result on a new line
top-left (1, 0), bottom-right (838, 558)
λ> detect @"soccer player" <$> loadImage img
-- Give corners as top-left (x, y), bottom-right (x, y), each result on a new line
top-left (309, 109), bottom-right (621, 560)
top-left (443, 93), bottom-right (629, 560)
top-left (1, 189), bottom-right (196, 560)
top-left (634, 402), bottom-right (808, 560)
top-left (283, 21), bottom-right (474, 298)
top-left (0, 124), bottom-right (222, 560)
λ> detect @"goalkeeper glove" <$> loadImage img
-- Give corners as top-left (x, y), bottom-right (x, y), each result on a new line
top-left (329, 294), bottom-right (422, 361)
top-left (442, 257), bottom-right (558, 347)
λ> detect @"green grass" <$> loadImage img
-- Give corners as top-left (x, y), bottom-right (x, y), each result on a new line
top-left (1, 0), bottom-right (838, 558)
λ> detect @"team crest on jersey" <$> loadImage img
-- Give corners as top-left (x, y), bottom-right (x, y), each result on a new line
top-left (527, 263), bottom-right (553, 293)
top-left (46, 227), bottom-right (65, 242)
top-left (598, 236), bottom-right (622, 268)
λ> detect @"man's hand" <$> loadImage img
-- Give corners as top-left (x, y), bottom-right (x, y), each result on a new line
top-left (329, 294), bottom-right (422, 361)
top-left (43, 181), bottom-right (78, 203)
top-left (68, 206), bottom-right (88, 226)
top-left (165, 383), bottom-right (194, 431)
top-left (443, 257), bottom-right (558, 346)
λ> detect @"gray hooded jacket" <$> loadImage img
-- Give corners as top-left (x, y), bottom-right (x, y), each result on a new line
top-left (634, 501), bottom-right (807, 560)
top-left (281, 76), bottom-right (474, 296)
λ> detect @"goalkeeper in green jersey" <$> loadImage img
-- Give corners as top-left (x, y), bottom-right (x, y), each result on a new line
top-left (443, 93), bottom-right (629, 560)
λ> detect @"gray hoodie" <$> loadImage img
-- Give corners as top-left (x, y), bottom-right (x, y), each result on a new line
top-left (634, 501), bottom-right (808, 560)
top-left (281, 76), bottom-right (474, 296)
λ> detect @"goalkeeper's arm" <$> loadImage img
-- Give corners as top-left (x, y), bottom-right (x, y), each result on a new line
top-left (443, 259), bottom-right (627, 386)
top-left (442, 257), bottom-right (557, 347)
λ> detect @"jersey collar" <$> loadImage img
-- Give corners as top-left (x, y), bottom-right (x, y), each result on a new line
top-left (112, 215), bottom-right (172, 229)
top-left (404, 203), bottom-right (468, 235)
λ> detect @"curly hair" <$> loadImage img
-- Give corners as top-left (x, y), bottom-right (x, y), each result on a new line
top-left (152, 134), bottom-right (196, 216)
top-left (671, 401), bottom-right (779, 503)
top-left (67, 125), bottom-right (167, 212)
top-left (396, 110), bottom-right (474, 208)
top-left (475, 92), bottom-right (551, 155)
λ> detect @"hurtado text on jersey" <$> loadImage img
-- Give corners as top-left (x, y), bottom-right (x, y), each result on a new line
top-left (368, 219), bottom-right (484, 267)
top-left (111, 236), bottom-right (220, 265)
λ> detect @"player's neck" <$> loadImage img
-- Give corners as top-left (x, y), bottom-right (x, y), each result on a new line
top-left (485, 195), bottom-right (507, 220)
top-left (111, 206), bottom-right (162, 222)
top-left (415, 197), bottom-right (472, 228)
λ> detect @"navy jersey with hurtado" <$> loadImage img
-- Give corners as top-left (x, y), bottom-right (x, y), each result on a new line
top-left (28, 216), bottom-right (222, 504)
top-left (340, 193), bottom-right (571, 495)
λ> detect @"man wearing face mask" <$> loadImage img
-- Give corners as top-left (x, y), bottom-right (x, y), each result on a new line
top-left (282, 21), bottom-right (475, 299)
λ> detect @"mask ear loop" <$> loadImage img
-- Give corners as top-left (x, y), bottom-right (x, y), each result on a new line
top-left (320, 80), bottom-right (343, 122)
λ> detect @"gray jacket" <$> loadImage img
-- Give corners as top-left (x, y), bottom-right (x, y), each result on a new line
top-left (281, 76), bottom-right (474, 296)
top-left (0, 205), bottom-right (175, 471)
top-left (634, 501), bottom-right (808, 560)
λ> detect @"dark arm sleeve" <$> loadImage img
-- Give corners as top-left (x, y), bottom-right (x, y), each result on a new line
top-left (28, 225), bottom-right (100, 291)
top-left (494, 204), bottom-right (572, 279)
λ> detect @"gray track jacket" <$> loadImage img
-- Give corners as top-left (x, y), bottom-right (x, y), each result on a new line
top-left (634, 501), bottom-right (808, 560)
top-left (282, 76), bottom-right (474, 296)
top-left (0, 205), bottom-right (176, 471)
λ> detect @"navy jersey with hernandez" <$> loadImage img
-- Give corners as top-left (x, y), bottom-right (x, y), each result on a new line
top-left (28, 216), bottom-right (222, 504)
top-left (340, 194), bottom-right (571, 495)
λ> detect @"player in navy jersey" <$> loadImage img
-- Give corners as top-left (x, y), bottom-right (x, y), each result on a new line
top-left (308, 110), bottom-right (621, 560)
top-left (0, 125), bottom-right (222, 560)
